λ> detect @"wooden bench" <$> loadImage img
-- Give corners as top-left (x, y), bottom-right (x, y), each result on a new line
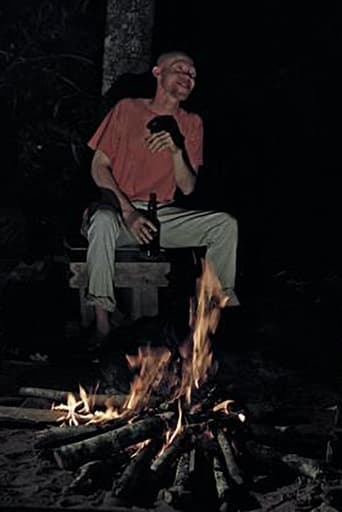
top-left (64, 239), bottom-right (171, 327)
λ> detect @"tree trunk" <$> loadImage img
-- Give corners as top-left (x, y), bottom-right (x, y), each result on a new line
top-left (102, 0), bottom-right (155, 95)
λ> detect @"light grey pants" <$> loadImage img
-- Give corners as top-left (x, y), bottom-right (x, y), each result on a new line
top-left (86, 201), bottom-right (238, 312)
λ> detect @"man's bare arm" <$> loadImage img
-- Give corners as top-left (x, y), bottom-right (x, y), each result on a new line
top-left (90, 149), bottom-right (156, 244)
top-left (145, 131), bottom-right (197, 195)
top-left (91, 149), bottom-right (134, 216)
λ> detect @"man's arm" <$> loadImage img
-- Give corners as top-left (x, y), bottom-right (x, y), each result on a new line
top-left (90, 149), bottom-right (157, 244)
top-left (145, 132), bottom-right (197, 195)
top-left (91, 149), bottom-right (134, 217)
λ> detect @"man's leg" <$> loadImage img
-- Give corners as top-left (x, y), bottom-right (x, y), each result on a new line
top-left (86, 208), bottom-right (137, 335)
top-left (86, 209), bottom-right (121, 335)
top-left (158, 205), bottom-right (239, 304)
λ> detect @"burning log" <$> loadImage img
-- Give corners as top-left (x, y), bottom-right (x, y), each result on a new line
top-left (157, 450), bottom-right (192, 508)
top-left (246, 440), bottom-right (322, 479)
top-left (35, 415), bottom-right (133, 450)
top-left (53, 413), bottom-right (173, 470)
top-left (18, 386), bottom-right (127, 409)
top-left (113, 437), bottom-right (163, 501)
top-left (150, 430), bottom-right (191, 479)
top-left (216, 429), bottom-right (244, 486)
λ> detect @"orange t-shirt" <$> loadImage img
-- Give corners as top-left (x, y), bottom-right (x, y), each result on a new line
top-left (87, 98), bottom-right (203, 202)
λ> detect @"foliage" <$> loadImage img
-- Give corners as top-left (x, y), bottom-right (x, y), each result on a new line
top-left (0, 0), bottom-right (106, 221)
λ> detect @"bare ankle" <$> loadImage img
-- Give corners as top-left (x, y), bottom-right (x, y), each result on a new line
top-left (95, 306), bottom-right (110, 336)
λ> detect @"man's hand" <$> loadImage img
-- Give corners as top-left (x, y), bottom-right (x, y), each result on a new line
top-left (145, 130), bottom-right (181, 154)
top-left (123, 209), bottom-right (157, 245)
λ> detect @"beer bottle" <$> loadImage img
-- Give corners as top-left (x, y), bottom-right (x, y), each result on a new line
top-left (143, 192), bottom-right (160, 257)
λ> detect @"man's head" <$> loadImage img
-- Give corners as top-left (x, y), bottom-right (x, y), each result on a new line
top-left (152, 51), bottom-right (196, 102)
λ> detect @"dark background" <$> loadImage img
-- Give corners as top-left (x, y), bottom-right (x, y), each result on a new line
top-left (0, 1), bottom-right (341, 350)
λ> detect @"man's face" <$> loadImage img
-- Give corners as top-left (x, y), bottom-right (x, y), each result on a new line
top-left (158, 56), bottom-right (196, 101)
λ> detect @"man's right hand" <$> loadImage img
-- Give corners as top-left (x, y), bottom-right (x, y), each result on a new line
top-left (123, 209), bottom-right (157, 245)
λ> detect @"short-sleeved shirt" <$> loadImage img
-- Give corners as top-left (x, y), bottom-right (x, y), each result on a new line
top-left (87, 98), bottom-right (203, 202)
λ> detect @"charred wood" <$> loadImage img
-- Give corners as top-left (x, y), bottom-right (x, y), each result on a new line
top-left (113, 437), bottom-right (163, 501)
top-left (150, 430), bottom-right (191, 479)
top-left (18, 386), bottom-right (127, 409)
top-left (35, 415), bottom-right (132, 450)
top-left (0, 405), bottom-right (65, 426)
top-left (216, 429), bottom-right (244, 486)
top-left (158, 451), bottom-right (192, 508)
top-left (65, 459), bottom-right (114, 494)
top-left (53, 414), bottom-right (172, 470)
top-left (213, 454), bottom-right (231, 505)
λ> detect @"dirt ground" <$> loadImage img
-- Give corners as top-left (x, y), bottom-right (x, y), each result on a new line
top-left (1, 266), bottom-right (342, 511)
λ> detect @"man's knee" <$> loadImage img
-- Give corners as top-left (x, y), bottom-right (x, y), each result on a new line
top-left (90, 208), bottom-right (120, 235)
top-left (217, 211), bottom-right (238, 239)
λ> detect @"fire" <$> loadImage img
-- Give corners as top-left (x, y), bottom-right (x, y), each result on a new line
top-left (54, 260), bottom-right (229, 432)
top-left (178, 260), bottom-right (228, 404)
top-left (124, 345), bottom-right (172, 412)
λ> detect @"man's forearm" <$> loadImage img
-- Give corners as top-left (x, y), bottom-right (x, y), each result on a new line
top-left (172, 149), bottom-right (197, 195)
top-left (91, 162), bottom-right (134, 216)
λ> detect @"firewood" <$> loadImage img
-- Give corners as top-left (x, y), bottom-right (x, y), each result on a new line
top-left (158, 451), bottom-right (192, 508)
top-left (0, 405), bottom-right (64, 426)
top-left (35, 415), bottom-right (132, 450)
top-left (213, 454), bottom-right (231, 504)
top-left (113, 437), bottom-right (163, 500)
top-left (65, 459), bottom-right (114, 494)
top-left (246, 440), bottom-right (322, 479)
top-left (216, 429), bottom-right (244, 486)
top-left (18, 386), bottom-right (127, 409)
top-left (150, 430), bottom-right (191, 477)
top-left (53, 414), bottom-right (173, 470)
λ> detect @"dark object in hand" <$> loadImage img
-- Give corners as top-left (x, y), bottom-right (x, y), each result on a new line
top-left (141, 192), bottom-right (160, 258)
top-left (147, 115), bottom-right (184, 149)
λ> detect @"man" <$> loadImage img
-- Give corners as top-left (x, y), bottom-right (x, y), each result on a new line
top-left (86, 50), bottom-right (238, 339)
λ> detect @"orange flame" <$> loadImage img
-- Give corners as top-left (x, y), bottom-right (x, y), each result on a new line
top-left (178, 260), bottom-right (228, 403)
top-left (54, 261), bottom-right (229, 427)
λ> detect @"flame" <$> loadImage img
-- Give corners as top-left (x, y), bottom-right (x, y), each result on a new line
top-left (53, 261), bottom-right (229, 428)
top-left (178, 260), bottom-right (228, 403)
top-left (124, 345), bottom-right (172, 412)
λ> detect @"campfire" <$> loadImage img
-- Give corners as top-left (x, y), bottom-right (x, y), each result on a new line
top-left (3, 261), bottom-right (341, 511)
top-left (47, 260), bottom-right (247, 509)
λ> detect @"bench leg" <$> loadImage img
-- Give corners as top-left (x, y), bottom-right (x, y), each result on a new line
top-left (129, 286), bottom-right (159, 320)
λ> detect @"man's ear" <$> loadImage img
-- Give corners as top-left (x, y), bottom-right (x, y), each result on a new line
top-left (152, 66), bottom-right (161, 78)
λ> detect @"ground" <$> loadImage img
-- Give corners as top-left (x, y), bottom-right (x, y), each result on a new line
top-left (1, 259), bottom-right (342, 511)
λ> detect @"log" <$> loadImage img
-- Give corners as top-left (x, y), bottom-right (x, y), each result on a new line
top-left (36, 415), bottom-right (132, 450)
top-left (18, 386), bottom-right (127, 409)
top-left (114, 437), bottom-right (163, 500)
top-left (213, 454), bottom-right (231, 504)
top-left (158, 451), bottom-right (192, 508)
top-left (150, 431), bottom-right (191, 477)
top-left (0, 405), bottom-right (64, 426)
top-left (216, 429), bottom-right (244, 486)
top-left (53, 414), bottom-right (172, 470)
top-left (65, 459), bottom-right (115, 494)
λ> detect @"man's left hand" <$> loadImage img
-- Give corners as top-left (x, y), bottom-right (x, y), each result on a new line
top-left (145, 131), bottom-right (181, 154)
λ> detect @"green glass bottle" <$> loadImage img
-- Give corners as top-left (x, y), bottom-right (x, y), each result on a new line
top-left (143, 192), bottom-right (160, 257)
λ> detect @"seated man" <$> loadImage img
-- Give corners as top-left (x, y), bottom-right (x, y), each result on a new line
top-left (85, 50), bottom-right (239, 339)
